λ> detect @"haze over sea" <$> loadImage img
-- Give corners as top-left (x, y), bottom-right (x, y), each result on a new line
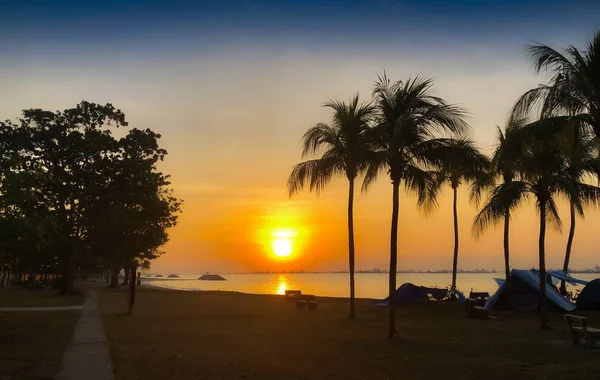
top-left (143, 272), bottom-right (600, 299)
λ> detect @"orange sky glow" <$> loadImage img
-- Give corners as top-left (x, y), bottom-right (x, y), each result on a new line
top-left (2, 35), bottom-right (599, 274)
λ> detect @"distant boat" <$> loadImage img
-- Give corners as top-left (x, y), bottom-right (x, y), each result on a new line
top-left (167, 274), bottom-right (180, 278)
top-left (198, 274), bottom-right (226, 281)
top-left (154, 274), bottom-right (164, 278)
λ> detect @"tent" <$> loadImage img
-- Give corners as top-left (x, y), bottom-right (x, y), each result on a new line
top-left (547, 270), bottom-right (589, 286)
top-left (577, 279), bottom-right (600, 310)
top-left (375, 283), bottom-right (448, 306)
top-left (485, 269), bottom-right (575, 312)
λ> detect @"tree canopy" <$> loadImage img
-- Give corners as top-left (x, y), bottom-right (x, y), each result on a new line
top-left (0, 102), bottom-right (182, 292)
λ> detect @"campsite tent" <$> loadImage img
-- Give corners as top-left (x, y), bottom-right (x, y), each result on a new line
top-left (485, 269), bottom-right (575, 312)
top-left (577, 279), bottom-right (600, 310)
top-left (375, 283), bottom-right (447, 306)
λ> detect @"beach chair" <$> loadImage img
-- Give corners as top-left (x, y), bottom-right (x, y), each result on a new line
top-left (565, 314), bottom-right (600, 348)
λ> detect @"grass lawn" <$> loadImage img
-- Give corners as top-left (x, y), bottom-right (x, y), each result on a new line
top-left (0, 287), bottom-right (84, 379)
top-left (97, 286), bottom-right (600, 380)
top-left (0, 311), bottom-right (80, 379)
top-left (0, 287), bottom-right (85, 307)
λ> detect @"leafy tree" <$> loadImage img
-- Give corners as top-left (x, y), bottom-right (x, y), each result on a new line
top-left (0, 102), bottom-right (181, 294)
top-left (474, 117), bottom-right (600, 329)
top-left (430, 139), bottom-right (490, 291)
top-left (86, 128), bottom-right (181, 288)
top-left (364, 75), bottom-right (468, 337)
top-left (288, 95), bottom-right (375, 319)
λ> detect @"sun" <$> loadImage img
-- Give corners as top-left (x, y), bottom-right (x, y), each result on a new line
top-left (269, 229), bottom-right (297, 259)
top-left (273, 239), bottom-right (292, 257)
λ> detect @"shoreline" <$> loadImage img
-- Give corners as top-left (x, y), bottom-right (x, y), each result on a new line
top-left (139, 281), bottom-right (383, 301)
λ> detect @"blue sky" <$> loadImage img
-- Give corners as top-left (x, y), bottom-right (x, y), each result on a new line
top-left (1, 1), bottom-right (600, 272)
top-left (2, 1), bottom-right (599, 53)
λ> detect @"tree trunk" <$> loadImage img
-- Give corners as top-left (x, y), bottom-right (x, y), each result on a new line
top-left (388, 180), bottom-right (400, 338)
top-left (128, 265), bottom-right (137, 315)
top-left (121, 263), bottom-right (130, 286)
top-left (59, 249), bottom-right (76, 295)
top-left (347, 178), bottom-right (356, 319)
top-left (109, 264), bottom-right (120, 288)
top-left (451, 186), bottom-right (459, 291)
top-left (538, 197), bottom-right (549, 330)
top-left (503, 209), bottom-right (511, 289)
top-left (561, 202), bottom-right (576, 293)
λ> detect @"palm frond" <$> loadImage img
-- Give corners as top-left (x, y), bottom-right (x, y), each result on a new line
top-left (287, 158), bottom-right (342, 197)
top-left (472, 181), bottom-right (530, 237)
top-left (403, 164), bottom-right (438, 214)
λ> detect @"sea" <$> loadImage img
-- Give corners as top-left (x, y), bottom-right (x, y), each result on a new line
top-left (142, 272), bottom-right (600, 299)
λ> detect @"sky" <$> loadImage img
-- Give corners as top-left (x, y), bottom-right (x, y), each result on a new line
top-left (1, 0), bottom-right (600, 274)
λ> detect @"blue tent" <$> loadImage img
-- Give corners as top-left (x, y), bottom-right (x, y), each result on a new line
top-left (485, 269), bottom-right (575, 312)
top-left (375, 283), bottom-right (448, 306)
top-left (547, 270), bottom-right (589, 286)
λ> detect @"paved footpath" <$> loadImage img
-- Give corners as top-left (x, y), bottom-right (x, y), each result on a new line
top-left (0, 305), bottom-right (83, 312)
top-left (56, 290), bottom-right (114, 380)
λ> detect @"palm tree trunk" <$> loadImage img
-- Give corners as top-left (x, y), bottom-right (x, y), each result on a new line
top-left (538, 197), bottom-right (549, 330)
top-left (347, 178), bottom-right (356, 319)
top-left (451, 186), bottom-right (459, 291)
top-left (388, 180), bottom-right (400, 338)
top-left (561, 202), bottom-right (576, 293)
top-left (503, 209), bottom-right (511, 288)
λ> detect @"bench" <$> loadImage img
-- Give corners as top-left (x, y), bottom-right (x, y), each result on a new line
top-left (465, 298), bottom-right (489, 318)
top-left (285, 290), bottom-right (302, 302)
top-left (565, 314), bottom-right (600, 348)
top-left (294, 295), bottom-right (317, 309)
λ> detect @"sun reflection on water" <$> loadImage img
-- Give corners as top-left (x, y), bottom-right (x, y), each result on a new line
top-left (276, 275), bottom-right (288, 295)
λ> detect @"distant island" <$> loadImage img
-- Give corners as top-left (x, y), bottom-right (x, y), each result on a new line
top-left (198, 274), bottom-right (226, 281)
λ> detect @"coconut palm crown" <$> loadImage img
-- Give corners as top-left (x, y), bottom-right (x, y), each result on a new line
top-left (511, 30), bottom-right (600, 138)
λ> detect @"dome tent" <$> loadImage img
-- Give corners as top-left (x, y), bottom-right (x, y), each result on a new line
top-left (375, 283), bottom-right (448, 306)
top-left (577, 279), bottom-right (600, 310)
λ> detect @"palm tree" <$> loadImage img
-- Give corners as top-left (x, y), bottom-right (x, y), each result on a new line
top-left (472, 118), bottom-right (528, 286)
top-left (363, 75), bottom-right (469, 337)
top-left (431, 139), bottom-right (490, 291)
top-left (287, 94), bottom-right (375, 319)
top-left (558, 123), bottom-right (600, 292)
top-left (474, 117), bottom-right (600, 329)
top-left (511, 30), bottom-right (600, 138)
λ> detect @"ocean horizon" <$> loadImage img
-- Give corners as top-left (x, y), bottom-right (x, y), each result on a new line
top-left (142, 272), bottom-right (600, 299)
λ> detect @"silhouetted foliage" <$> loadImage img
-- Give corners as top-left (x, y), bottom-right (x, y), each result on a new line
top-left (0, 102), bottom-right (182, 292)
top-left (366, 74), bottom-right (469, 338)
top-left (288, 94), bottom-right (375, 319)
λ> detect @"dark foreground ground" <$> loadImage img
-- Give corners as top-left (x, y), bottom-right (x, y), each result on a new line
top-left (0, 288), bottom-right (83, 379)
top-left (96, 285), bottom-right (600, 380)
